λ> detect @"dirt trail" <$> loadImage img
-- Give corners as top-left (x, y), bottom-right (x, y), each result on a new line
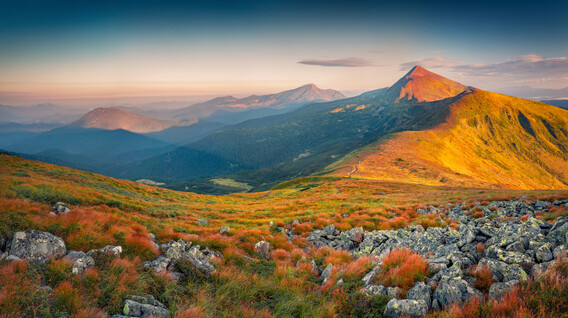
top-left (348, 161), bottom-right (361, 177)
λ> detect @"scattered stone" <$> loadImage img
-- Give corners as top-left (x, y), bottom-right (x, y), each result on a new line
top-left (363, 284), bottom-right (401, 299)
top-left (362, 265), bottom-right (380, 286)
top-left (143, 239), bottom-right (217, 277)
top-left (254, 241), bottom-right (272, 260)
top-left (63, 251), bottom-right (95, 274)
top-left (118, 294), bottom-right (168, 318)
top-left (219, 226), bottom-right (230, 234)
top-left (87, 245), bottom-right (123, 257)
top-left (321, 263), bottom-right (333, 284)
top-left (52, 202), bottom-right (71, 214)
top-left (185, 246), bottom-right (216, 276)
top-left (384, 298), bottom-right (428, 318)
top-left (197, 219), bottom-right (209, 226)
top-left (9, 230), bottom-right (66, 264)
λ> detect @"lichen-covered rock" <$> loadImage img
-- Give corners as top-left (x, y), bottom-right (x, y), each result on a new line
top-left (254, 241), bottom-right (272, 260)
top-left (52, 202), bottom-right (72, 214)
top-left (144, 239), bottom-right (217, 277)
top-left (121, 294), bottom-right (168, 318)
top-left (219, 226), bottom-right (229, 234)
top-left (86, 245), bottom-right (122, 257)
top-left (183, 246), bottom-right (216, 276)
top-left (548, 222), bottom-right (568, 245)
top-left (489, 280), bottom-right (518, 300)
top-left (531, 260), bottom-right (556, 278)
top-left (9, 230), bottom-right (66, 263)
top-left (363, 284), bottom-right (401, 299)
top-left (432, 276), bottom-right (481, 309)
top-left (384, 299), bottom-right (428, 317)
top-left (63, 251), bottom-right (95, 274)
top-left (535, 244), bottom-right (554, 263)
top-left (407, 281), bottom-right (432, 308)
top-left (477, 258), bottom-right (528, 282)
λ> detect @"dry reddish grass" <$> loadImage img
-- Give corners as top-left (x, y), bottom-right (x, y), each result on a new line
top-left (378, 248), bottom-right (429, 295)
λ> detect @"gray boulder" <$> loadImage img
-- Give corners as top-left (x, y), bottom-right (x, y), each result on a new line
top-left (183, 246), bottom-right (216, 276)
top-left (407, 281), bottom-right (432, 308)
top-left (321, 263), bottom-right (333, 284)
top-left (219, 226), bottom-right (229, 234)
top-left (63, 251), bottom-right (95, 274)
top-left (477, 258), bottom-right (528, 282)
top-left (122, 294), bottom-right (168, 318)
top-left (489, 280), bottom-right (518, 300)
top-left (9, 230), bottom-right (66, 263)
top-left (52, 202), bottom-right (72, 214)
top-left (363, 284), bottom-right (401, 299)
top-left (384, 299), bottom-right (428, 317)
top-left (432, 276), bottom-right (482, 309)
top-left (86, 245), bottom-right (122, 257)
top-left (535, 244), bottom-right (554, 263)
top-left (254, 241), bottom-right (272, 260)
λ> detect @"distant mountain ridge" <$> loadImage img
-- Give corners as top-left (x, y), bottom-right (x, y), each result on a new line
top-left (68, 107), bottom-right (188, 133)
top-left (171, 84), bottom-right (345, 122)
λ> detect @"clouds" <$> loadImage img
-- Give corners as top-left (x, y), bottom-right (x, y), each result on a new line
top-left (400, 56), bottom-right (462, 70)
top-left (453, 55), bottom-right (568, 77)
top-left (298, 57), bottom-right (375, 67)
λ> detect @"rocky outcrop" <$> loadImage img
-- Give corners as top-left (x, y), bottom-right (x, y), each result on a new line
top-left (8, 230), bottom-right (66, 263)
top-left (304, 199), bottom-right (568, 315)
top-left (143, 239), bottom-right (218, 277)
top-left (111, 294), bottom-right (168, 318)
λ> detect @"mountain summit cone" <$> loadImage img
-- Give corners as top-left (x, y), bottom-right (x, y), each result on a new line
top-left (385, 65), bottom-right (470, 103)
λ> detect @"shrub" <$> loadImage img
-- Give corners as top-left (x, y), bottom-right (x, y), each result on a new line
top-left (55, 281), bottom-right (81, 315)
top-left (471, 265), bottom-right (493, 293)
top-left (335, 292), bottom-right (390, 318)
top-left (378, 248), bottom-right (429, 295)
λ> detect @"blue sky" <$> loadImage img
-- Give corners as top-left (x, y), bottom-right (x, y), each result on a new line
top-left (1, 0), bottom-right (567, 105)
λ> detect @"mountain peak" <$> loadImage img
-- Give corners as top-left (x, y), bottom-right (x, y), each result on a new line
top-left (407, 65), bottom-right (430, 77)
top-left (386, 65), bottom-right (469, 103)
top-left (69, 107), bottom-right (185, 133)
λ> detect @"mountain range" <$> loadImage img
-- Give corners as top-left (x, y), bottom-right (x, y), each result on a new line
top-left (3, 67), bottom-right (568, 193)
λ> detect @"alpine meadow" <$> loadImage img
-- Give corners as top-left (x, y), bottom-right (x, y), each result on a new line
top-left (1, 1), bottom-right (568, 318)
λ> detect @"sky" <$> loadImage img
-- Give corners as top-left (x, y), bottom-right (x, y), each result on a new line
top-left (1, 0), bottom-right (567, 106)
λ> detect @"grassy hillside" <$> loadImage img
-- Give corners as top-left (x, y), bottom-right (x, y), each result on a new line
top-left (1, 154), bottom-right (568, 317)
top-left (331, 89), bottom-right (568, 189)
